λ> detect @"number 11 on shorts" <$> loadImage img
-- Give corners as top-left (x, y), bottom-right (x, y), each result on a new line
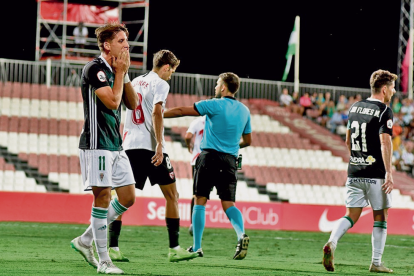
top-left (99, 156), bottom-right (106, 170)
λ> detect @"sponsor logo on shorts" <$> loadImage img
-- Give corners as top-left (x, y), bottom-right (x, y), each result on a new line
top-left (169, 172), bottom-right (175, 179)
top-left (97, 71), bottom-right (106, 82)
top-left (100, 173), bottom-right (104, 181)
top-left (350, 155), bottom-right (376, 165)
top-left (348, 178), bottom-right (376, 184)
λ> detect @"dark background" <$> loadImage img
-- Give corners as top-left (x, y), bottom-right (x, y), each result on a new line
top-left (1, 0), bottom-right (402, 89)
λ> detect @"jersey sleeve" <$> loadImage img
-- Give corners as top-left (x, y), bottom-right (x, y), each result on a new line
top-left (194, 99), bottom-right (219, 116)
top-left (243, 113), bottom-right (252, 134)
top-left (379, 107), bottom-right (393, 136)
top-left (153, 81), bottom-right (169, 105)
top-left (86, 63), bottom-right (110, 91)
top-left (187, 118), bottom-right (199, 134)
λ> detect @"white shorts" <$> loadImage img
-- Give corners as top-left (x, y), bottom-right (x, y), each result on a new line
top-left (345, 177), bottom-right (392, 210)
top-left (79, 149), bottom-right (135, 191)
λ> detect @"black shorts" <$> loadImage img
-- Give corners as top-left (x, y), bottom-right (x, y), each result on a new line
top-left (193, 149), bottom-right (237, 202)
top-left (125, 149), bottom-right (176, 190)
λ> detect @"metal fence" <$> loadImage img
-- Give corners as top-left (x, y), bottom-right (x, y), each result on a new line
top-left (0, 58), bottom-right (371, 102)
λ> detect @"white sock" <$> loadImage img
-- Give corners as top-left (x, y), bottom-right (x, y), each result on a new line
top-left (328, 216), bottom-right (353, 249)
top-left (172, 245), bottom-right (180, 250)
top-left (91, 207), bottom-right (110, 262)
top-left (110, 247), bottom-right (120, 251)
top-left (80, 199), bottom-right (128, 247)
top-left (372, 221), bottom-right (387, 266)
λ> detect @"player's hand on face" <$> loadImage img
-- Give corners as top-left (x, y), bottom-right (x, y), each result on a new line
top-left (151, 143), bottom-right (163, 167)
top-left (112, 48), bottom-right (129, 74)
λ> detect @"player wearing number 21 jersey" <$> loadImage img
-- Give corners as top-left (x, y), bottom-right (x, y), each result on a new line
top-left (322, 70), bottom-right (397, 273)
top-left (122, 50), bottom-right (198, 262)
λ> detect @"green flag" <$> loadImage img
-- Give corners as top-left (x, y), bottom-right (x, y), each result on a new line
top-left (282, 22), bottom-right (297, 81)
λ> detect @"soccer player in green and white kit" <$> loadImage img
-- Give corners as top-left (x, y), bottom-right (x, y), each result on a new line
top-left (70, 22), bottom-right (138, 275)
top-left (322, 70), bottom-right (397, 273)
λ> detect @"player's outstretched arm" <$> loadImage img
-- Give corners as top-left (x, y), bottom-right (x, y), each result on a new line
top-left (380, 133), bottom-right (393, 194)
top-left (164, 106), bottom-right (200, 118)
top-left (239, 133), bottom-right (252, 149)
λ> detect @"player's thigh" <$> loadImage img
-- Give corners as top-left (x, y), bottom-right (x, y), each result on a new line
top-left (215, 154), bottom-right (237, 202)
top-left (193, 152), bottom-right (215, 200)
top-left (125, 149), bottom-right (153, 190)
top-left (366, 179), bottom-right (392, 211)
top-left (149, 153), bottom-right (176, 187)
top-left (79, 149), bottom-right (114, 190)
top-left (112, 150), bottom-right (135, 187)
top-left (345, 178), bottom-right (369, 208)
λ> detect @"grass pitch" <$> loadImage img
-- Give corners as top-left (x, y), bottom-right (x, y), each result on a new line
top-left (1, 222), bottom-right (414, 275)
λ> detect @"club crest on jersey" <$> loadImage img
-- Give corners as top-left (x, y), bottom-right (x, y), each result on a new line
top-left (100, 173), bottom-right (105, 181)
top-left (97, 71), bottom-right (106, 82)
top-left (387, 119), bottom-right (393, 129)
top-left (350, 155), bottom-right (376, 165)
top-left (169, 172), bottom-right (175, 179)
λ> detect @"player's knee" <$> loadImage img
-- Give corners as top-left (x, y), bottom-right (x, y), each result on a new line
top-left (122, 196), bottom-right (135, 208)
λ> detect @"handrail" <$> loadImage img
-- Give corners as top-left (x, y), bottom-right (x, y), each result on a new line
top-left (0, 58), bottom-right (371, 102)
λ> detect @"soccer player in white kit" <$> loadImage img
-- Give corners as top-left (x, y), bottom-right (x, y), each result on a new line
top-left (184, 116), bottom-right (206, 236)
top-left (322, 70), bottom-right (397, 273)
top-left (123, 50), bottom-right (198, 262)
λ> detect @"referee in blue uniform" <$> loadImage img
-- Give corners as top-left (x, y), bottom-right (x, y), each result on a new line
top-left (164, 72), bottom-right (252, 260)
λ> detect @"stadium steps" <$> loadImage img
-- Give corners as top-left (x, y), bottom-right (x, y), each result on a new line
top-left (164, 126), bottom-right (285, 203)
top-left (0, 145), bottom-right (67, 192)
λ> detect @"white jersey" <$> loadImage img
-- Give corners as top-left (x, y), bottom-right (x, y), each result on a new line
top-left (187, 116), bottom-right (206, 165)
top-left (123, 71), bottom-right (169, 153)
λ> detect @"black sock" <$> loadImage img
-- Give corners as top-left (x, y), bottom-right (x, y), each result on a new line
top-left (190, 197), bottom-right (195, 224)
top-left (109, 220), bottom-right (122, 248)
top-left (166, 218), bottom-right (180, 248)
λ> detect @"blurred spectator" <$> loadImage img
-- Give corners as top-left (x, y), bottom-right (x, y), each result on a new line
top-left (336, 94), bottom-right (347, 111)
top-left (400, 98), bottom-right (414, 126)
top-left (346, 95), bottom-right (355, 110)
top-left (299, 92), bottom-right (313, 116)
top-left (392, 97), bottom-right (402, 114)
top-left (328, 108), bottom-right (345, 133)
top-left (290, 91), bottom-right (304, 115)
top-left (354, 94), bottom-right (362, 102)
top-left (310, 92), bottom-right (318, 106)
top-left (279, 88), bottom-right (293, 107)
top-left (319, 100), bottom-right (335, 127)
top-left (316, 92), bottom-right (325, 108)
top-left (73, 21), bottom-right (88, 57)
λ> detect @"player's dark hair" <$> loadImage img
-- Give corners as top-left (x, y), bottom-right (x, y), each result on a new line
top-left (153, 50), bottom-right (180, 69)
top-left (95, 22), bottom-right (129, 52)
top-left (370, 70), bottom-right (398, 94)
top-left (219, 72), bottom-right (240, 94)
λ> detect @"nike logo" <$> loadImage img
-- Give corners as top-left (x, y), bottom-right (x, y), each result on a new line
top-left (318, 209), bottom-right (371, 232)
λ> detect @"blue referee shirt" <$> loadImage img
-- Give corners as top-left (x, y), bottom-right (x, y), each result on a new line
top-left (194, 96), bottom-right (252, 157)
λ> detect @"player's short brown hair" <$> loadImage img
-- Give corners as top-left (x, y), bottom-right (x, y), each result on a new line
top-left (219, 72), bottom-right (240, 94)
top-left (95, 22), bottom-right (129, 52)
top-left (153, 50), bottom-right (180, 69)
top-left (370, 69), bottom-right (398, 94)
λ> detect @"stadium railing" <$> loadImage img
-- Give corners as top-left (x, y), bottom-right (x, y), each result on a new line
top-left (0, 58), bottom-right (371, 102)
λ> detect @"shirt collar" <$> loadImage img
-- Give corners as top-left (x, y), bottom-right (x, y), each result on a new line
top-left (366, 97), bottom-right (382, 103)
top-left (223, 96), bottom-right (236, 100)
top-left (99, 55), bottom-right (113, 72)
